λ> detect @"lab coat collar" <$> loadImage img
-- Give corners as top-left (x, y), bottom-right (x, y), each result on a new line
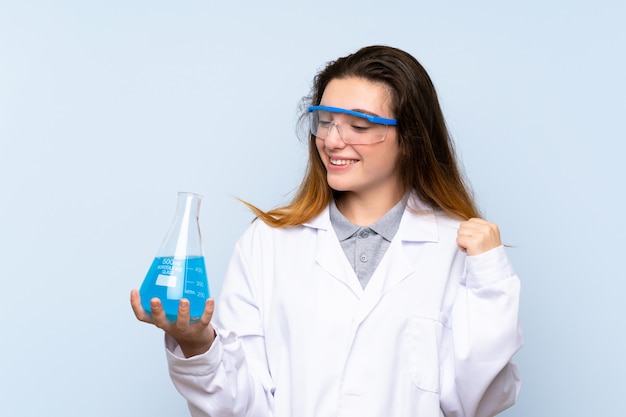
top-left (396, 193), bottom-right (439, 243)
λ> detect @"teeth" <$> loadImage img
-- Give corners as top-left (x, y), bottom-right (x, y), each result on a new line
top-left (330, 158), bottom-right (357, 166)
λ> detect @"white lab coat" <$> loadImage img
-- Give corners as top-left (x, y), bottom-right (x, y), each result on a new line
top-left (166, 196), bottom-right (522, 417)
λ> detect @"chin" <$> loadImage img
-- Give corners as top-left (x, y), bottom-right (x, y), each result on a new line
top-left (326, 178), bottom-right (352, 193)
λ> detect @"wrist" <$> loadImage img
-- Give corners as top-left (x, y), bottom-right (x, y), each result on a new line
top-left (178, 326), bottom-right (217, 358)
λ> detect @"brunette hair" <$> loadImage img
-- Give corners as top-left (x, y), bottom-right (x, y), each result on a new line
top-left (243, 45), bottom-right (480, 226)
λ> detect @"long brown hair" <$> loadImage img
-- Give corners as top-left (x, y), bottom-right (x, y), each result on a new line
top-left (243, 45), bottom-right (480, 226)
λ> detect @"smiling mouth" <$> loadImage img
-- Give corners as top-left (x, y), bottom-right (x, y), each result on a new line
top-left (329, 158), bottom-right (358, 166)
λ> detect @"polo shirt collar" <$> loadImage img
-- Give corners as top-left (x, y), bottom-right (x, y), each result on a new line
top-left (329, 197), bottom-right (405, 242)
top-left (304, 193), bottom-right (439, 244)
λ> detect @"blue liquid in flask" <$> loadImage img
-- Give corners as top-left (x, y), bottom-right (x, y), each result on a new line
top-left (140, 256), bottom-right (209, 321)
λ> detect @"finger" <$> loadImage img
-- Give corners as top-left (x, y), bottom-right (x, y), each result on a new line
top-left (150, 298), bottom-right (169, 328)
top-left (458, 218), bottom-right (498, 238)
top-left (456, 240), bottom-right (468, 253)
top-left (130, 289), bottom-right (153, 323)
top-left (459, 218), bottom-right (488, 233)
top-left (467, 217), bottom-right (490, 225)
top-left (467, 218), bottom-right (499, 233)
top-left (176, 299), bottom-right (191, 332)
top-left (456, 225), bottom-right (477, 244)
top-left (457, 219), bottom-right (502, 256)
top-left (456, 232), bottom-right (473, 250)
top-left (197, 298), bottom-right (215, 327)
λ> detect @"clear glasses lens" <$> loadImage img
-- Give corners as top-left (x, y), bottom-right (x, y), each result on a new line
top-left (309, 109), bottom-right (388, 145)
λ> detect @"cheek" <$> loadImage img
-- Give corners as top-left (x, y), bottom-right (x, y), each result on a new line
top-left (368, 146), bottom-right (402, 179)
top-left (376, 142), bottom-right (402, 167)
top-left (315, 140), bottom-right (327, 162)
top-left (315, 139), bottom-right (323, 152)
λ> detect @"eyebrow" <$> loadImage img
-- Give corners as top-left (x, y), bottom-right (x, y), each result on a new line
top-left (352, 108), bottom-right (381, 117)
top-left (320, 105), bottom-right (381, 118)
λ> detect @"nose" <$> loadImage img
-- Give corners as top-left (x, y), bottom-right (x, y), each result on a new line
top-left (324, 121), bottom-right (346, 148)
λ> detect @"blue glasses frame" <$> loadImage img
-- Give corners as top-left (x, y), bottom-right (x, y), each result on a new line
top-left (307, 106), bottom-right (398, 126)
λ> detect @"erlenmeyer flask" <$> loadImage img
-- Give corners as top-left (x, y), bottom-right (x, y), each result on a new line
top-left (140, 192), bottom-right (210, 321)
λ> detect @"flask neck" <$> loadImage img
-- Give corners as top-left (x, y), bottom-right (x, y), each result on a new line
top-left (175, 192), bottom-right (201, 220)
top-left (157, 192), bottom-right (204, 258)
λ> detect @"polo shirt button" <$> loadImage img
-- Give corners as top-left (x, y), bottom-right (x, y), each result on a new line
top-left (360, 254), bottom-right (368, 263)
top-left (360, 230), bottom-right (369, 238)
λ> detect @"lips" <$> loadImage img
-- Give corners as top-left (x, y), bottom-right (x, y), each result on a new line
top-left (329, 157), bottom-right (358, 166)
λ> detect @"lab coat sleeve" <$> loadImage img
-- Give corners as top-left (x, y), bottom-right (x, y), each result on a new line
top-left (164, 238), bottom-right (275, 417)
top-left (440, 245), bottom-right (523, 417)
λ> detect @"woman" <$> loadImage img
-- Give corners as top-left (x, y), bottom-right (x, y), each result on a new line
top-left (131, 45), bottom-right (522, 417)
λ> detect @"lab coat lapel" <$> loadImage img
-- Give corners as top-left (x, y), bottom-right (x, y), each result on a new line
top-left (349, 237), bottom-right (412, 326)
top-left (352, 202), bottom-right (439, 326)
top-left (384, 202), bottom-right (439, 292)
top-left (304, 198), bottom-right (440, 325)
top-left (306, 207), bottom-right (363, 298)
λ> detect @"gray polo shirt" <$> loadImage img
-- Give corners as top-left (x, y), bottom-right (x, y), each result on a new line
top-left (329, 198), bottom-right (406, 288)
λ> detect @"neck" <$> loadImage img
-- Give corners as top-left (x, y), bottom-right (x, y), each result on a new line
top-left (336, 187), bottom-right (405, 226)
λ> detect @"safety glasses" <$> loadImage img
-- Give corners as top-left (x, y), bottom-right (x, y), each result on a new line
top-left (307, 105), bottom-right (398, 145)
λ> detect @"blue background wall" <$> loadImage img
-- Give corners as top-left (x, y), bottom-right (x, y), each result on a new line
top-left (1, 1), bottom-right (624, 416)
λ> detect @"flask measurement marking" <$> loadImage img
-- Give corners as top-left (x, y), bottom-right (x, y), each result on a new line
top-left (140, 255), bottom-right (210, 321)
